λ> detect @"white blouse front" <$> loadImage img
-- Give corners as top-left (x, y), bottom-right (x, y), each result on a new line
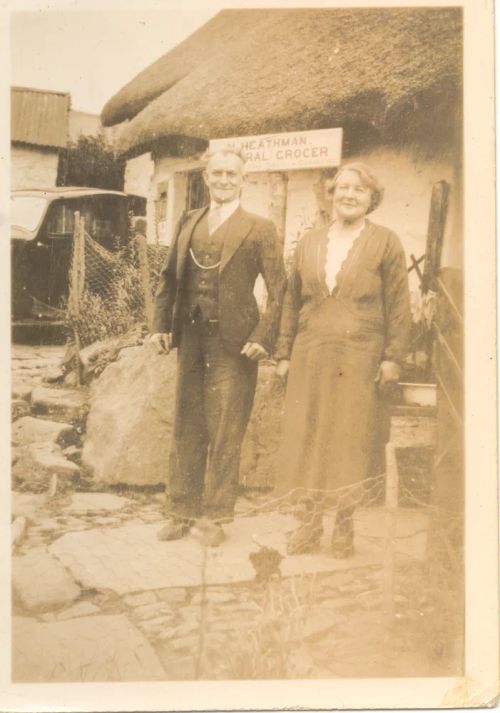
top-left (324, 220), bottom-right (365, 292)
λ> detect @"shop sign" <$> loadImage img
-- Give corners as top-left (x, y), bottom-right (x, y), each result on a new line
top-left (209, 128), bottom-right (342, 172)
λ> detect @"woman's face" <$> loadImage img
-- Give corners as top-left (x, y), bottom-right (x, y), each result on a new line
top-left (332, 169), bottom-right (372, 223)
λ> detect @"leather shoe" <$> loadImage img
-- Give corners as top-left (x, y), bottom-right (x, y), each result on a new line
top-left (190, 518), bottom-right (226, 547)
top-left (157, 518), bottom-right (191, 541)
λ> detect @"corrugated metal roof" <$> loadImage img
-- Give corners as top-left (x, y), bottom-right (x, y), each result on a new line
top-left (11, 86), bottom-right (70, 149)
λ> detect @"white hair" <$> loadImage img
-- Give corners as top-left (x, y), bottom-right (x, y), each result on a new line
top-left (201, 144), bottom-right (248, 169)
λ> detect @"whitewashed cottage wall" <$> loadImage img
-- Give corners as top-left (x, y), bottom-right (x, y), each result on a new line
top-left (11, 145), bottom-right (59, 190)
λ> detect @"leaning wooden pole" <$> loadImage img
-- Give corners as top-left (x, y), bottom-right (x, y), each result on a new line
top-left (135, 233), bottom-right (154, 332)
top-left (422, 180), bottom-right (450, 381)
top-left (70, 212), bottom-right (83, 386)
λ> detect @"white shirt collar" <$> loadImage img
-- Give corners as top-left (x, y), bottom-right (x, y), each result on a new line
top-left (210, 198), bottom-right (240, 221)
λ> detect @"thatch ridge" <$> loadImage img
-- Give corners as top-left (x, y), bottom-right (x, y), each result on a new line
top-left (110, 7), bottom-right (462, 157)
top-left (101, 10), bottom-right (270, 126)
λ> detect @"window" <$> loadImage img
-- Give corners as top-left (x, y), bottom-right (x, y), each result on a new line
top-left (46, 202), bottom-right (76, 236)
top-left (155, 181), bottom-right (169, 245)
top-left (10, 196), bottom-right (48, 232)
top-left (186, 170), bottom-right (209, 211)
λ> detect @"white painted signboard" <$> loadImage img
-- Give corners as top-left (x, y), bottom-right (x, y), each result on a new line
top-left (209, 128), bottom-right (343, 172)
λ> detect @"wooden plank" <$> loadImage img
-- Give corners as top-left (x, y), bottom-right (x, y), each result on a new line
top-left (422, 180), bottom-right (450, 293)
top-left (389, 415), bottom-right (437, 449)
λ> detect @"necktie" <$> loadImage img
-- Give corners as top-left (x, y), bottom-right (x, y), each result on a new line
top-left (208, 204), bottom-right (223, 235)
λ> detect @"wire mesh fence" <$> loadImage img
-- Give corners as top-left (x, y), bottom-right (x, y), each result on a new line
top-left (65, 212), bottom-right (168, 352)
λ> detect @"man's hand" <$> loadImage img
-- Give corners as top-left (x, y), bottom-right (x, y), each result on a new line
top-left (275, 359), bottom-right (290, 380)
top-left (146, 333), bottom-right (171, 355)
top-left (241, 342), bottom-right (268, 361)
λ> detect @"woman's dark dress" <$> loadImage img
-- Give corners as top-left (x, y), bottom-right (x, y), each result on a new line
top-left (274, 219), bottom-right (411, 502)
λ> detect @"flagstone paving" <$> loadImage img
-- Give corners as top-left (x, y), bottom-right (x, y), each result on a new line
top-left (10, 344), bottom-right (450, 682)
top-left (13, 551), bottom-right (81, 612)
top-left (12, 614), bottom-right (165, 682)
top-left (47, 509), bottom-right (428, 594)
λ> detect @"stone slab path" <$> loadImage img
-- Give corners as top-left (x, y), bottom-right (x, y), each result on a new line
top-left (10, 344), bottom-right (445, 682)
top-left (48, 509), bottom-right (428, 594)
top-left (13, 551), bottom-right (81, 611)
top-left (12, 614), bottom-right (165, 682)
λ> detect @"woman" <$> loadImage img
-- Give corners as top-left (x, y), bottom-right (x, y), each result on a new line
top-left (274, 162), bottom-right (411, 557)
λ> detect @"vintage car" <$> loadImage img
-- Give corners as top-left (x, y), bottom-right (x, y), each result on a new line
top-left (11, 187), bottom-right (146, 325)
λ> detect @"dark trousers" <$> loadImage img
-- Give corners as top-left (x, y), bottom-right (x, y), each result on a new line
top-left (167, 319), bottom-right (258, 521)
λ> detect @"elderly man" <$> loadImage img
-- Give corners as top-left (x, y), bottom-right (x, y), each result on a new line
top-left (148, 147), bottom-right (286, 545)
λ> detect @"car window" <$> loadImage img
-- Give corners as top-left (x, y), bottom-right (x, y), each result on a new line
top-left (11, 196), bottom-right (48, 231)
top-left (46, 202), bottom-right (76, 235)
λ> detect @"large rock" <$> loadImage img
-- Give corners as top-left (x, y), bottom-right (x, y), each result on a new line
top-left (12, 382), bottom-right (33, 401)
top-left (12, 493), bottom-right (46, 521)
top-left (42, 366), bottom-right (66, 384)
top-left (13, 552), bottom-right (81, 612)
top-left (12, 614), bottom-right (165, 682)
top-left (31, 385), bottom-right (88, 421)
top-left (12, 399), bottom-right (30, 421)
top-left (81, 347), bottom-right (285, 489)
top-left (12, 416), bottom-right (78, 448)
top-left (12, 442), bottom-right (80, 484)
top-left (82, 346), bottom-right (176, 486)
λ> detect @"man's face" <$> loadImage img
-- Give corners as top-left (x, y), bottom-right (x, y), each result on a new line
top-left (203, 152), bottom-right (245, 204)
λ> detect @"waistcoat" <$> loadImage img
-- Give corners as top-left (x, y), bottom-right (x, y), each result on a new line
top-left (184, 214), bottom-right (226, 320)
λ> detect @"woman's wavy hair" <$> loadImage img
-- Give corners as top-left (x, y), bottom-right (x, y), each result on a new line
top-left (331, 162), bottom-right (384, 214)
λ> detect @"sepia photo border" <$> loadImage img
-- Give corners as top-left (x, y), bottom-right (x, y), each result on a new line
top-left (0, 0), bottom-right (497, 709)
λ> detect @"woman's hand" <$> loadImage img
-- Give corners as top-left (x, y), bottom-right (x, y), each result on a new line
top-left (275, 359), bottom-right (290, 380)
top-left (241, 342), bottom-right (269, 361)
top-left (375, 360), bottom-right (400, 400)
top-left (146, 333), bottom-right (171, 355)
top-left (375, 360), bottom-right (400, 385)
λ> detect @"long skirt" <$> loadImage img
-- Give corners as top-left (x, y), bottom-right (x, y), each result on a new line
top-left (276, 297), bottom-right (384, 510)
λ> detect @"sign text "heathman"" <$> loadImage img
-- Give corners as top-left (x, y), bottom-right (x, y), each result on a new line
top-left (209, 128), bottom-right (343, 172)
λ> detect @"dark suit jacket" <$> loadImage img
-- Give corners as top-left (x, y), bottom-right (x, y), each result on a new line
top-left (152, 205), bottom-right (287, 355)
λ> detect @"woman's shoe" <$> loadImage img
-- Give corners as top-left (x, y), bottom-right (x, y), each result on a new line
top-left (287, 497), bottom-right (323, 555)
top-left (330, 509), bottom-right (355, 558)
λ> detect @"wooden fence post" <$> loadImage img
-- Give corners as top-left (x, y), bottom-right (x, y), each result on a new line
top-left (422, 180), bottom-right (450, 294)
top-left (135, 233), bottom-right (154, 331)
top-left (422, 180), bottom-right (450, 381)
top-left (69, 212), bottom-right (84, 385)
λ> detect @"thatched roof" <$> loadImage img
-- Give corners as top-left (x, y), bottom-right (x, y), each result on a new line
top-left (101, 10), bottom-right (268, 127)
top-left (105, 8), bottom-right (462, 158)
